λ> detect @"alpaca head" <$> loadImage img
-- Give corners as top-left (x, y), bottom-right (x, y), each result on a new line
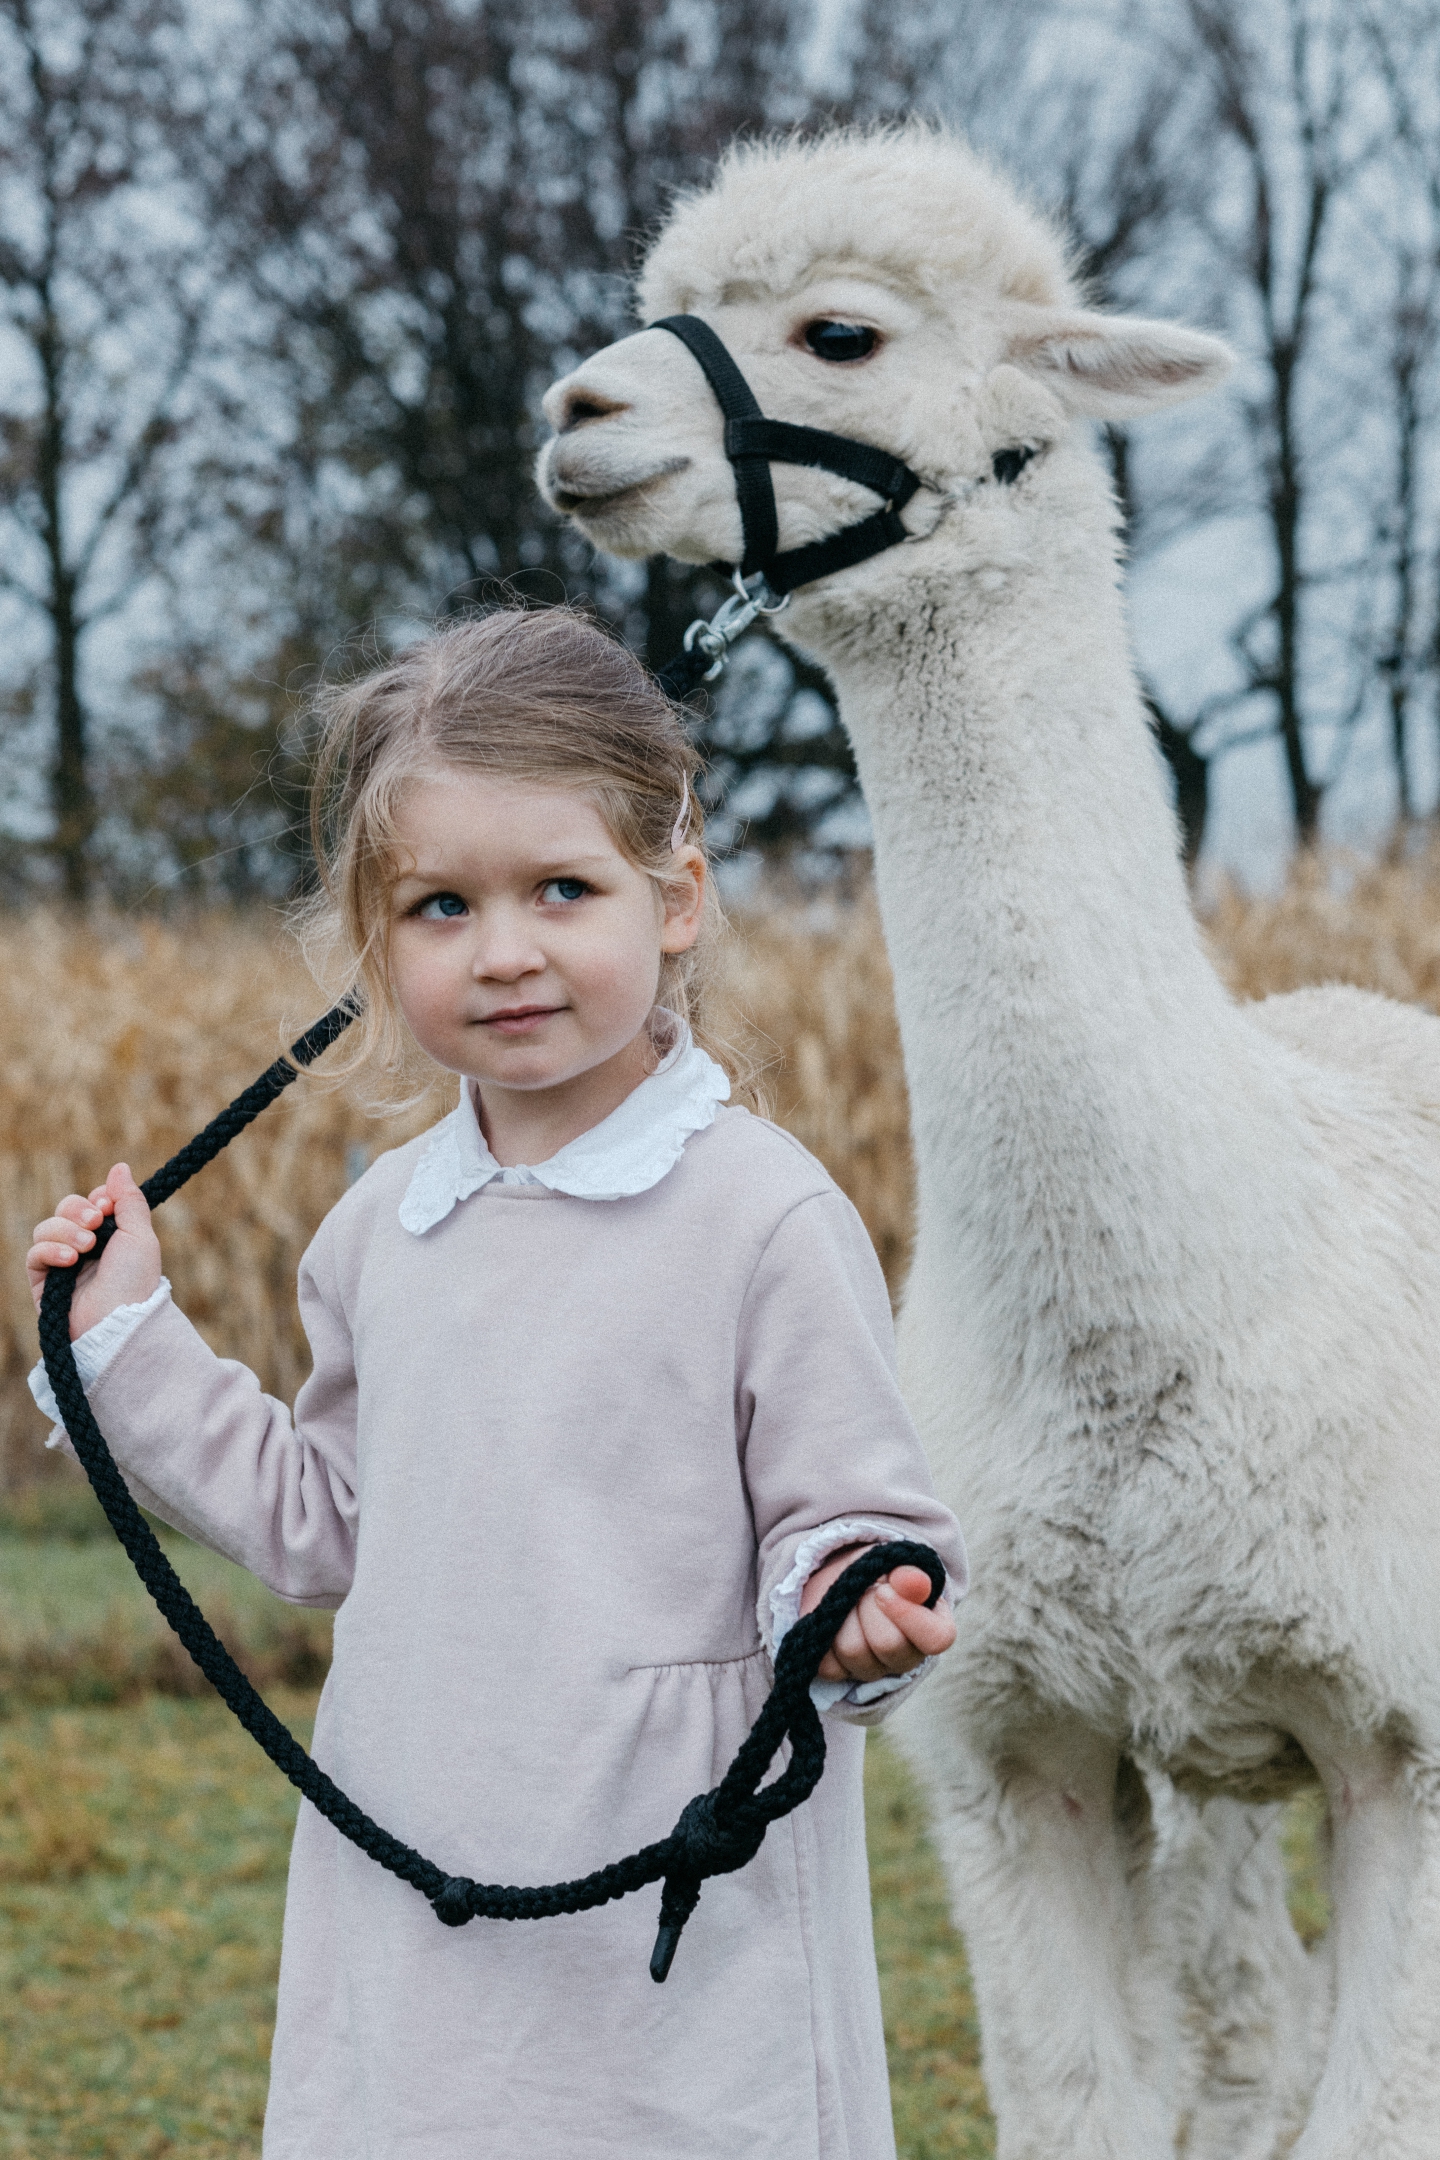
top-left (538, 126), bottom-right (1231, 591)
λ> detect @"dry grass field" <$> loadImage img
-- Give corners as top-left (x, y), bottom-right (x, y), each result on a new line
top-left (3, 843), bottom-right (1438, 2153)
top-left (12, 844), bottom-right (1440, 1483)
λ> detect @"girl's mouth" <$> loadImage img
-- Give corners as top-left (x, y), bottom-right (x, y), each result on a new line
top-left (481, 1005), bottom-right (566, 1036)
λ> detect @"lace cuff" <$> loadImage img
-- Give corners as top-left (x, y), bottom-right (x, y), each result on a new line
top-left (769, 1516), bottom-right (944, 1719)
top-left (29, 1279), bottom-right (172, 1439)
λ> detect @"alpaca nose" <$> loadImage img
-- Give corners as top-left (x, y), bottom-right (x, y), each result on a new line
top-left (545, 379), bottom-right (630, 433)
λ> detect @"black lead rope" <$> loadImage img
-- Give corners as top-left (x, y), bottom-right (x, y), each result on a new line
top-left (650, 313), bottom-right (1037, 705)
top-left (36, 1002), bottom-right (945, 1982)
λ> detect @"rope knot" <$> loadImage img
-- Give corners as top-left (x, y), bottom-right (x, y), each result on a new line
top-left (650, 1788), bottom-right (768, 1983)
top-left (432, 1876), bottom-right (475, 1927)
top-left (669, 1789), bottom-right (764, 1881)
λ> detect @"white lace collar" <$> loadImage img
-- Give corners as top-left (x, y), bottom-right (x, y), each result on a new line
top-left (397, 1015), bottom-right (731, 1235)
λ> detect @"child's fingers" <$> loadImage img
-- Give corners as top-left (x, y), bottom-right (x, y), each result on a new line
top-left (873, 1579), bottom-right (956, 1658)
top-left (26, 1223), bottom-right (93, 1307)
top-left (819, 1576), bottom-right (956, 1682)
top-left (45, 1194), bottom-right (104, 1231)
top-left (26, 1168), bottom-right (160, 1328)
top-left (855, 1588), bottom-right (916, 1664)
top-left (881, 1564), bottom-right (937, 1607)
top-left (849, 1585), bottom-right (947, 1672)
top-left (27, 1192), bottom-right (107, 1299)
top-left (813, 1558), bottom-right (958, 1682)
top-left (841, 1567), bottom-right (944, 1656)
top-left (820, 1600), bottom-right (906, 1681)
top-left (814, 1603), bottom-right (878, 1680)
top-left (30, 1209), bottom-right (97, 1261)
top-left (106, 1162), bottom-right (152, 1234)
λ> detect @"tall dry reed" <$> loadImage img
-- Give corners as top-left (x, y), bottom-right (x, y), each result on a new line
top-left (0, 916), bottom-right (440, 1487)
top-left (5, 846), bottom-right (1440, 1487)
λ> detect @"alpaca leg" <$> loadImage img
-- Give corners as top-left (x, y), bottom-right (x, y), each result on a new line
top-left (1147, 1789), bottom-right (1330, 2160)
top-left (925, 1723), bottom-right (1176, 2160)
top-left (1286, 1747), bottom-right (1440, 2158)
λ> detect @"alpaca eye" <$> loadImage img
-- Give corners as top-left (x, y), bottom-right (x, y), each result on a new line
top-left (803, 321), bottom-right (878, 363)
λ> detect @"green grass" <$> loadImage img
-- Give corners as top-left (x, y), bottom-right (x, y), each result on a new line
top-left (0, 1690), bottom-right (315, 2158)
top-left (867, 1736), bottom-right (995, 2157)
top-left (1280, 1787), bottom-right (1331, 1948)
top-left (1, 1491), bottom-right (332, 1711)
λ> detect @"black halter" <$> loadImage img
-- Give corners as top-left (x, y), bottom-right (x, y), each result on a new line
top-left (651, 314), bottom-right (925, 596)
top-left (650, 314), bottom-right (1037, 700)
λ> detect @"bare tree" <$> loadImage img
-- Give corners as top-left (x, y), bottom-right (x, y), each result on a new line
top-left (112, 640), bottom-right (313, 904)
top-left (1366, 0), bottom-right (1440, 826)
top-left (1375, 260), bottom-right (1435, 822)
top-left (1039, 55), bottom-right (1216, 862)
top-left (204, 0), bottom-right (796, 618)
top-left (919, 7), bottom-right (1223, 860)
top-left (1180, 0), bottom-right (1378, 844)
top-left (191, 0), bottom-right (876, 864)
top-left (10, 0), bottom-right (1423, 893)
top-left (0, 0), bottom-right (210, 898)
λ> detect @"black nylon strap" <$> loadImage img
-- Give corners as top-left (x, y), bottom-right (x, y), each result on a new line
top-left (733, 461), bottom-right (779, 578)
top-left (723, 419), bottom-right (919, 512)
top-left (652, 314), bottom-right (777, 575)
top-left (766, 508), bottom-right (913, 598)
top-left (651, 314), bottom-right (764, 421)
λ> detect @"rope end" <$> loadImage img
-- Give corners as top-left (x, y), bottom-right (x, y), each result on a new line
top-left (650, 1923), bottom-right (683, 1983)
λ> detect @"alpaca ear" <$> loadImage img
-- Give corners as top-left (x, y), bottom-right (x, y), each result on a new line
top-left (1006, 309), bottom-right (1234, 418)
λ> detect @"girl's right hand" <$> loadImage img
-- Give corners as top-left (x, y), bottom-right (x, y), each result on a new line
top-left (27, 1164), bottom-right (163, 1340)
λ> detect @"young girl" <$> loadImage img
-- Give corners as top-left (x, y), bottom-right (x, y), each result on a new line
top-left (28, 608), bottom-right (966, 2160)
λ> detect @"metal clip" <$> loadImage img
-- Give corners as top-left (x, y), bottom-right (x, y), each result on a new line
top-left (680, 570), bottom-right (790, 684)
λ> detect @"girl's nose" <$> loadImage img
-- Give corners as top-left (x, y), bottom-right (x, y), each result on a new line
top-left (471, 917), bottom-right (546, 983)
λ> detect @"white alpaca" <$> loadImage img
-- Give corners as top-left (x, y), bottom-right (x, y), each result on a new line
top-left (537, 127), bottom-right (1440, 2160)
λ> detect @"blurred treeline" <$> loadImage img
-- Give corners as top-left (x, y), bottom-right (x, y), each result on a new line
top-left (3, 0), bottom-right (1440, 900)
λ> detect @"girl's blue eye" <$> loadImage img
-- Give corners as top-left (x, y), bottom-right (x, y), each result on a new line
top-left (542, 878), bottom-right (589, 903)
top-left (417, 892), bottom-right (468, 919)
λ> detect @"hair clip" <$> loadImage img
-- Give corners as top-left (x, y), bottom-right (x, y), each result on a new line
top-left (671, 776), bottom-right (690, 853)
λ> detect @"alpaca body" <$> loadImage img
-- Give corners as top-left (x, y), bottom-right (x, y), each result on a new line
top-left (805, 498), bottom-right (1440, 2157)
top-left (537, 128), bottom-right (1440, 2156)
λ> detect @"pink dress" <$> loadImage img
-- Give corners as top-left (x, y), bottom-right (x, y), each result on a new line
top-left (38, 1049), bottom-right (967, 2160)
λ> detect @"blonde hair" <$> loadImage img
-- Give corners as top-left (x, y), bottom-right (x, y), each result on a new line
top-left (296, 605), bottom-right (741, 1109)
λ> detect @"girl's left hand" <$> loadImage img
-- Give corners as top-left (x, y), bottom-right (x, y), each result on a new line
top-left (799, 1545), bottom-right (956, 1684)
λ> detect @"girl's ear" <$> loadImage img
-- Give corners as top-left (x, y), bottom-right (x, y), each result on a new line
top-left (659, 847), bottom-right (706, 954)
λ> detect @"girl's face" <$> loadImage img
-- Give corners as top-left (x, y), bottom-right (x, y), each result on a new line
top-left (386, 770), bottom-right (704, 1097)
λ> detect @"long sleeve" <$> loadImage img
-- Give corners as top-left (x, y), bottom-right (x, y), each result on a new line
top-left (63, 1220), bottom-right (360, 1609)
top-left (736, 1187), bottom-right (968, 1712)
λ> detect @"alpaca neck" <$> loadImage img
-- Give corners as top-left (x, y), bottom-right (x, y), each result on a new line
top-left (792, 452), bottom-right (1302, 1337)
